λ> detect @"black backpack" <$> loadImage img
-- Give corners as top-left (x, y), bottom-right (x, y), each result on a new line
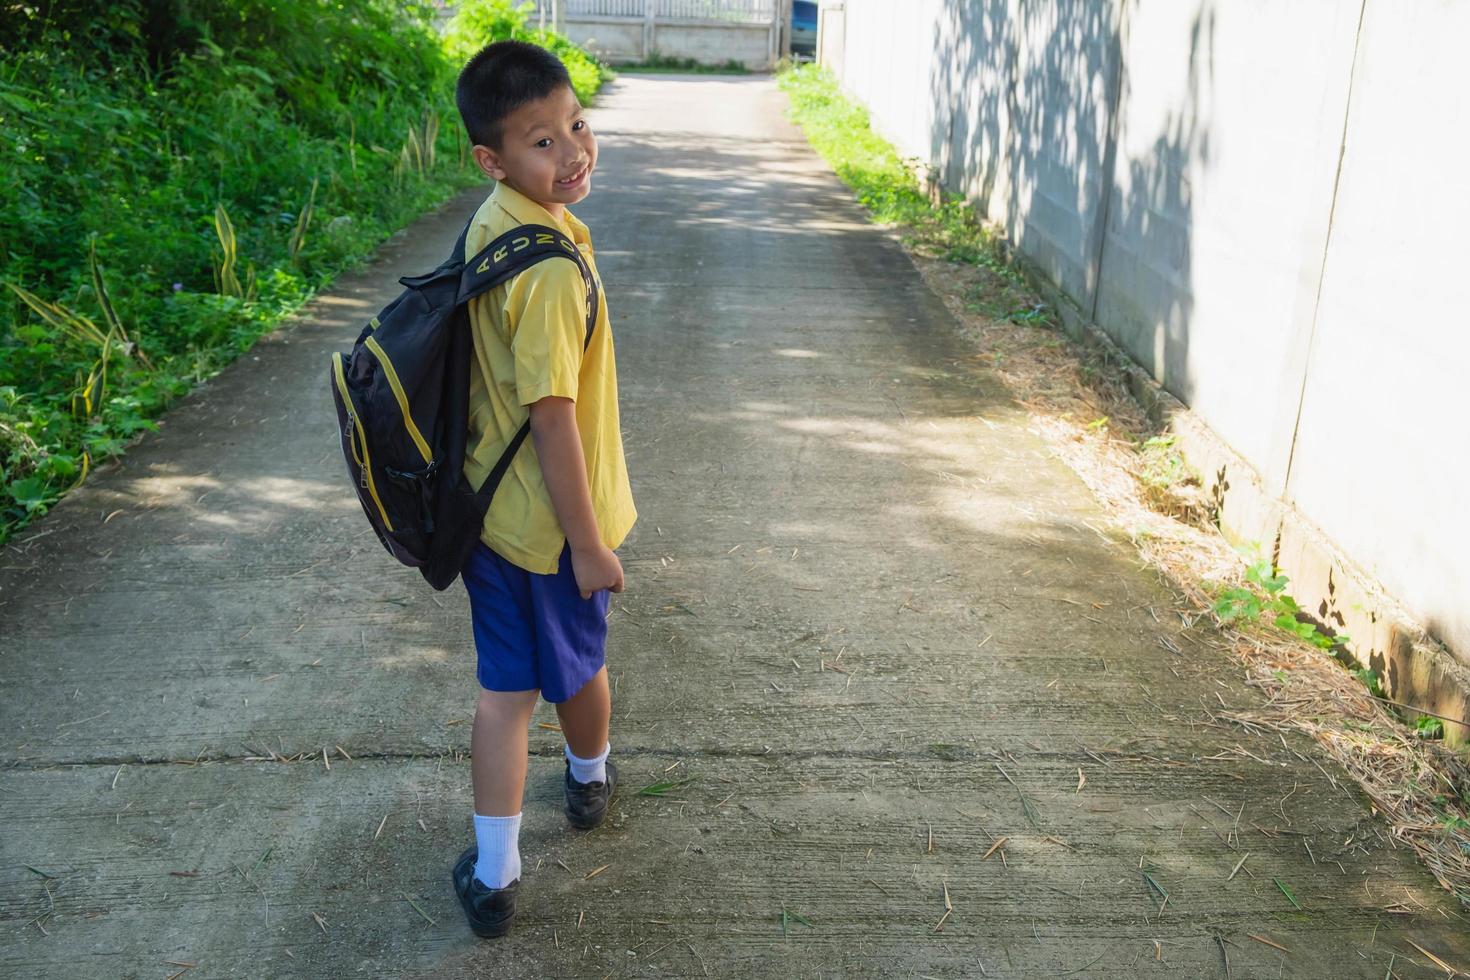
top-left (329, 218), bottom-right (598, 590)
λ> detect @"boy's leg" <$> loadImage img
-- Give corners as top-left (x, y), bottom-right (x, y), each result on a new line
top-left (557, 667), bottom-right (617, 829)
top-left (470, 687), bottom-right (539, 888)
top-left (555, 665), bottom-right (611, 761)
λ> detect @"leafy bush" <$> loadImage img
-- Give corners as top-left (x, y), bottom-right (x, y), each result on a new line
top-left (0, 0), bottom-right (607, 544)
top-left (444, 0), bottom-right (613, 105)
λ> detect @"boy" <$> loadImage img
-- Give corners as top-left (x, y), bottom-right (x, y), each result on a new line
top-left (450, 40), bottom-right (636, 938)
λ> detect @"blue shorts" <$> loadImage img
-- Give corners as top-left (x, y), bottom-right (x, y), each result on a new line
top-left (462, 541), bottom-right (609, 703)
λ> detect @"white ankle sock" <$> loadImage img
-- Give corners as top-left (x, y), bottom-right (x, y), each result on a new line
top-left (565, 742), bottom-right (610, 784)
top-left (472, 812), bottom-right (521, 889)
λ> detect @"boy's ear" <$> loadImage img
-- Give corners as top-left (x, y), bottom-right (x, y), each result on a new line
top-left (471, 144), bottom-right (506, 181)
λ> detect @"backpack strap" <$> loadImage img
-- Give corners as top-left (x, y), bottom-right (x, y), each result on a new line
top-left (459, 224), bottom-right (589, 304)
top-left (461, 223), bottom-right (601, 509)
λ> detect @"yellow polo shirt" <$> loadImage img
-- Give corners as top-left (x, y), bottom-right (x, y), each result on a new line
top-left (462, 182), bottom-right (636, 573)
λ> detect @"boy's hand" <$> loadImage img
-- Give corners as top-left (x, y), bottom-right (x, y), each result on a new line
top-left (570, 542), bottom-right (624, 599)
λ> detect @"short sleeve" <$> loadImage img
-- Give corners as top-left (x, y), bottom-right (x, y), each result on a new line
top-left (503, 257), bottom-right (589, 406)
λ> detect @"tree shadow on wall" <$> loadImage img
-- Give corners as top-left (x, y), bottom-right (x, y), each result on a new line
top-left (928, 0), bottom-right (1216, 402)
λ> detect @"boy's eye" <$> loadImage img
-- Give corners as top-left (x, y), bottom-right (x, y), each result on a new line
top-left (536, 138), bottom-right (552, 148)
top-left (572, 120), bottom-right (586, 131)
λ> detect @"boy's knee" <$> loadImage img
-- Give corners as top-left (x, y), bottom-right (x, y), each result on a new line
top-left (476, 686), bottom-right (539, 717)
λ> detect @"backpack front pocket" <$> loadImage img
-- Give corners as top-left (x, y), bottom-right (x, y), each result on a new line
top-left (363, 335), bottom-right (433, 468)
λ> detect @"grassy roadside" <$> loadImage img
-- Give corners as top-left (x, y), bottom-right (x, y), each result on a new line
top-left (776, 65), bottom-right (1013, 270)
top-left (777, 62), bottom-right (1470, 906)
top-left (0, 0), bottom-right (610, 547)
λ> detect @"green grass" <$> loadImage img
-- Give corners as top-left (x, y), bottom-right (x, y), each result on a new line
top-left (0, 0), bottom-right (609, 545)
top-left (776, 63), bottom-right (1011, 274)
top-left (635, 776), bottom-right (695, 797)
top-left (616, 54), bottom-right (750, 75)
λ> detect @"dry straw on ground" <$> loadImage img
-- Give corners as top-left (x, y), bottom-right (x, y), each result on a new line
top-left (905, 245), bottom-right (1470, 910)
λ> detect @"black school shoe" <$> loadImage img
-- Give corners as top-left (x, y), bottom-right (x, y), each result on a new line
top-left (451, 846), bottom-right (518, 939)
top-left (564, 759), bottom-right (618, 830)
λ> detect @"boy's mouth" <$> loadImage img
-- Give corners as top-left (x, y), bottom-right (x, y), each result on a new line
top-left (556, 164), bottom-right (590, 189)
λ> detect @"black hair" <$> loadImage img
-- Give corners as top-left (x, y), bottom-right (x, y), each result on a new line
top-left (456, 40), bottom-right (574, 149)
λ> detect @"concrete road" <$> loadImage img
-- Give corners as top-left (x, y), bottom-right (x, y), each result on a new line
top-left (2, 75), bottom-right (1465, 978)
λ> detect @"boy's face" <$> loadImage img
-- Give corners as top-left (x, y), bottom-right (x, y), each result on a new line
top-left (472, 84), bottom-right (597, 215)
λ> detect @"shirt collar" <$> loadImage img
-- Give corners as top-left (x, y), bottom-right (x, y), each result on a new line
top-left (490, 181), bottom-right (589, 245)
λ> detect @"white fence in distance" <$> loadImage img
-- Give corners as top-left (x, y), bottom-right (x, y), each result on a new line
top-left (538, 0), bottom-right (777, 24)
top-left (530, 0), bottom-right (784, 67)
top-left (659, 0), bottom-right (776, 23)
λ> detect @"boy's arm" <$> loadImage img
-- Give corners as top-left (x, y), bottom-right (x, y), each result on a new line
top-left (529, 396), bottom-right (624, 599)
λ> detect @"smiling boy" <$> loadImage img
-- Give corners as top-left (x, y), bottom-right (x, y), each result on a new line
top-left (450, 40), bottom-right (636, 938)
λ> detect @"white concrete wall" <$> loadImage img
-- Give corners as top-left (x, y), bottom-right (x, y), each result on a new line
top-left (816, 2), bottom-right (844, 76)
top-left (999, 1), bottom-right (1122, 306)
top-left (824, 0), bottom-right (1470, 663)
top-left (838, 0), bottom-right (939, 173)
top-left (652, 22), bottom-right (773, 67)
top-left (1095, 1), bottom-right (1360, 492)
top-left (563, 19), bottom-right (646, 62)
top-left (1285, 0), bottom-right (1470, 661)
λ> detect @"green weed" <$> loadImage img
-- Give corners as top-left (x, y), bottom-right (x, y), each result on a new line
top-left (1207, 549), bottom-right (1433, 718)
top-left (1138, 435), bottom-right (1191, 490)
top-left (1213, 556), bottom-right (1346, 652)
top-left (211, 203), bottom-right (252, 301)
top-left (287, 178), bottom-right (320, 266)
top-left (1415, 715), bottom-right (1445, 740)
top-left (1352, 667), bottom-right (1385, 700)
top-left (1273, 877), bottom-right (1302, 910)
top-left (636, 776), bottom-right (695, 797)
top-left (779, 906), bottom-right (813, 937)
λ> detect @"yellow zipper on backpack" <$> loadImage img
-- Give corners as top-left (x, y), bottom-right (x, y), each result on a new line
top-left (332, 352), bottom-right (394, 532)
top-left (363, 335), bottom-right (433, 466)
